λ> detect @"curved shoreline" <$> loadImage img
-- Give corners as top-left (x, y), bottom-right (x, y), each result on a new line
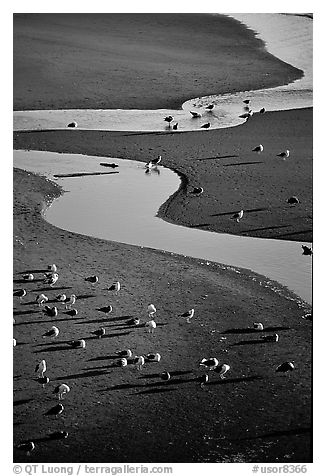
top-left (13, 167), bottom-right (312, 463)
top-left (13, 13), bottom-right (312, 464)
top-left (14, 107), bottom-right (313, 243)
top-left (14, 13), bottom-right (303, 112)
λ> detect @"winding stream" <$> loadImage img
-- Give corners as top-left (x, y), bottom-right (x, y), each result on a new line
top-left (13, 13), bottom-right (313, 304)
top-left (13, 150), bottom-right (312, 304)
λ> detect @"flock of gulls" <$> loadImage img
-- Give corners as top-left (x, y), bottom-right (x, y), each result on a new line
top-left (14, 253), bottom-right (311, 457)
top-left (144, 98), bottom-right (312, 256)
top-left (14, 264), bottom-right (233, 456)
top-left (14, 98), bottom-right (311, 459)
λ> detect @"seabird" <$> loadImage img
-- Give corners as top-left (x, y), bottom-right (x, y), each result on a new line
top-left (66, 308), bottom-right (78, 316)
top-left (161, 371), bottom-right (171, 381)
top-left (44, 272), bottom-right (59, 287)
top-left (13, 338), bottom-right (17, 347)
top-left (65, 294), bottom-right (76, 309)
top-left (127, 317), bottom-right (140, 326)
top-left (302, 313), bottom-right (312, 321)
top-left (14, 289), bottom-right (27, 300)
top-left (148, 304), bottom-right (157, 317)
top-left (67, 121), bottom-right (77, 128)
top-left (56, 293), bottom-right (67, 302)
top-left (145, 319), bottom-right (157, 333)
top-left (92, 327), bottom-right (105, 338)
top-left (43, 326), bottom-right (59, 338)
top-left (201, 122), bottom-right (211, 129)
top-left (53, 384), bottom-right (70, 400)
top-left (116, 349), bottom-right (132, 358)
top-left (45, 403), bottom-right (64, 416)
top-left (133, 355), bottom-right (145, 370)
top-left (276, 362), bottom-right (295, 372)
top-left (164, 116), bottom-right (173, 127)
top-left (190, 111), bottom-right (202, 118)
top-left (287, 196), bottom-right (300, 205)
top-left (68, 339), bottom-right (86, 349)
top-left (232, 210), bottom-right (244, 223)
top-left (200, 357), bottom-right (219, 370)
top-left (277, 150), bottom-right (290, 159)
top-left (198, 373), bottom-right (209, 388)
top-left (302, 245), bottom-right (312, 256)
top-left (259, 107), bottom-right (266, 114)
top-left (42, 305), bottom-right (58, 317)
top-left (117, 358), bottom-right (128, 367)
top-left (48, 264), bottom-right (57, 272)
top-left (98, 305), bottom-right (113, 314)
top-left (36, 293), bottom-right (49, 306)
top-left (243, 99), bottom-right (250, 104)
top-left (36, 376), bottom-right (50, 388)
top-left (179, 308), bottom-right (194, 323)
top-left (191, 187), bottom-right (204, 196)
top-left (172, 122), bottom-right (178, 130)
top-left (108, 282), bottom-right (120, 294)
top-left (253, 322), bottom-right (264, 331)
top-left (17, 441), bottom-right (35, 455)
top-left (215, 363), bottom-right (231, 379)
top-left (151, 155), bottom-right (162, 166)
top-left (23, 273), bottom-right (34, 281)
top-left (261, 333), bottom-right (279, 342)
top-left (146, 352), bottom-right (161, 362)
top-left (35, 359), bottom-right (47, 378)
top-left (85, 275), bottom-right (99, 283)
top-left (252, 144), bottom-right (264, 153)
top-left (206, 104), bottom-right (214, 111)
top-left (239, 111), bottom-right (253, 119)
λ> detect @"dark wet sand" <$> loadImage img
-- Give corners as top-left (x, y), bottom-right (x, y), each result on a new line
top-left (13, 13), bottom-right (312, 463)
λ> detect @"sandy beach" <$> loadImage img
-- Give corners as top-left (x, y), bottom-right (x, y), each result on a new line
top-left (13, 13), bottom-right (312, 463)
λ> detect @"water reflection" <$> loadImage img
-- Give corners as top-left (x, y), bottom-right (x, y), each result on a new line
top-left (13, 150), bottom-right (312, 304)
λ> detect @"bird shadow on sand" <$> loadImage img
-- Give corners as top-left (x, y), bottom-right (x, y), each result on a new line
top-left (74, 316), bottom-right (132, 325)
top-left (83, 332), bottom-right (131, 340)
top-left (241, 224), bottom-right (290, 233)
top-left (138, 370), bottom-right (194, 379)
top-left (56, 369), bottom-right (110, 380)
top-left (37, 286), bottom-right (74, 292)
top-left (196, 154), bottom-right (239, 161)
top-left (222, 161), bottom-right (263, 167)
top-left (88, 355), bottom-right (121, 362)
top-left (33, 345), bottom-right (78, 353)
top-left (76, 294), bottom-right (97, 300)
top-left (207, 375), bottom-right (264, 386)
top-left (14, 278), bottom-right (45, 284)
top-left (211, 207), bottom-right (270, 218)
top-left (30, 433), bottom-right (69, 443)
top-left (107, 376), bottom-right (194, 393)
top-left (15, 317), bottom-right (84, 326)
top-left (14, 398), bottom-right (34, 406)
top-left (222, 326), bottom-right (291, 335)
top-left (231, 339), bottom-right (269, 346)
top-left (19, 268), bottom-right (52, 274)
top-left (34, 340), bottom-right (72, 348)
top-left (135, 388), bottom-right (177, 395)
top-left (13, 309), bottom-right (39, 316)
top-left (189, 223), bottom-right (212, 229)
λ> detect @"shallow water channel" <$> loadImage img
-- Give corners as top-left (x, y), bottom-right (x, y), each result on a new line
top-left (13, 150), bottom-right (312, 304)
